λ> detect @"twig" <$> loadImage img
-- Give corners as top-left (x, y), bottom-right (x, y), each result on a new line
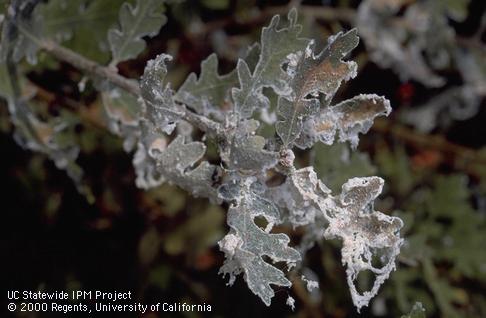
top-left (37, 39), bottom-right (222, 136)
top-left (372, 118), bottom-right (486, 176)
top-left (40, 40), bottom-right (140, 95)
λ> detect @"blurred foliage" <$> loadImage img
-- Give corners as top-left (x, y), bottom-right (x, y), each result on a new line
top-left (376, 144), bottom-right (486, 317)
top-left (1, 0), bottom-right (485, 317)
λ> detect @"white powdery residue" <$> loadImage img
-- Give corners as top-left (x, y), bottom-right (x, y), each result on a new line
top-left (340, 145), bottom-right (351, 163)
top-left (301, 275), bottom-right (319, 292)
top-left (133, 142), bottom-right (165, 190)
top-left (332, 94), bottom-right (392, 149)
top-left (327, 33), bottom-right (339, 46)
top-left (281, 172), bottom-right (404, 311)
top-left (286, 51), bottom-right (302, 70)
top-left (218, 234), bottom-right (242, 258)
top-left (371, 296), bottom-right (387, 316)
top-left (176, 120), bottom-right (194, 137)
top-left (218, 177), bottom-right (301, 306)
top-left (274, 167), bottom-right (332, 228)
top-left (260, 107), bottom-right (277, 124)
top-left (149, 54), bottom-right (173, 72)
top-left (344, 61), bottom-right (358, 81)
top-left (78, 76), bottom-right (88, 93)
top-left (358, 94), bottom-right (392, 116)
top-left (304, 40), bottom-right (315, 58)
top-left (314, 111), bottom-right (337, 146)
top-left (322, 176), bottom-right (403, 312)
top-left (286, 296), bottom-right (296, 311)
top-left (289, 207), bottom-right (317, 228)
top-left (108, 87), bottom-right (121, 98)
top-left (148, 137), bottom-right (167, 157)
top-left (161, 122), bottom-right (176, 135)
top-left (264, 222), bottom-right (274, 233)
top-left (279, 148), bottom-right (295, 168)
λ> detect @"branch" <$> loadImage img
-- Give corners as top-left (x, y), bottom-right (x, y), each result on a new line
top-left (40, 40), bottom-right (140, 95)
top-left (37, 39), bottom-right (222, 136)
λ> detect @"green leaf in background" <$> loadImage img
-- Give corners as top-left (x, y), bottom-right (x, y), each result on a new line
top-left (313, 142), bottom-right (376, 192)
top-left (0, 63), bottom-right (14, 100)
top-left (149, 264), bottom-right (172, 290)
top-left (138, 226), bottom-right (161, 266)
top-left (108, 0), bottom-right (167, 65)
top-left (376, 145), bottom-right (415, 196)
top-left (164, 205), bottom-right (224, 256)
top-left (389, 173), bottom-right (485, 317)
top-left (441, 0), bottom-right (471, 21)
top-left (41, 0), bottom-right (131, 62)
top-left (201, 0), bottom-right (229, 10)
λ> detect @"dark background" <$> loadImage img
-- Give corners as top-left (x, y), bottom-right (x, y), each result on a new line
top-left (1, 0), bottom-right (485, 317)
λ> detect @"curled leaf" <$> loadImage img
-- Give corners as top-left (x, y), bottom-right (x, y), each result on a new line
top-left (276, 29), bottom-right (359, 147)
top-left (272, 167), bottom-right (403, 310)
top-left (296, 94), bottom-right (391, 149)
top-left (140, 54), bottom-right (184, 134)
top-left (323, 177), bottom-right (403, 311)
